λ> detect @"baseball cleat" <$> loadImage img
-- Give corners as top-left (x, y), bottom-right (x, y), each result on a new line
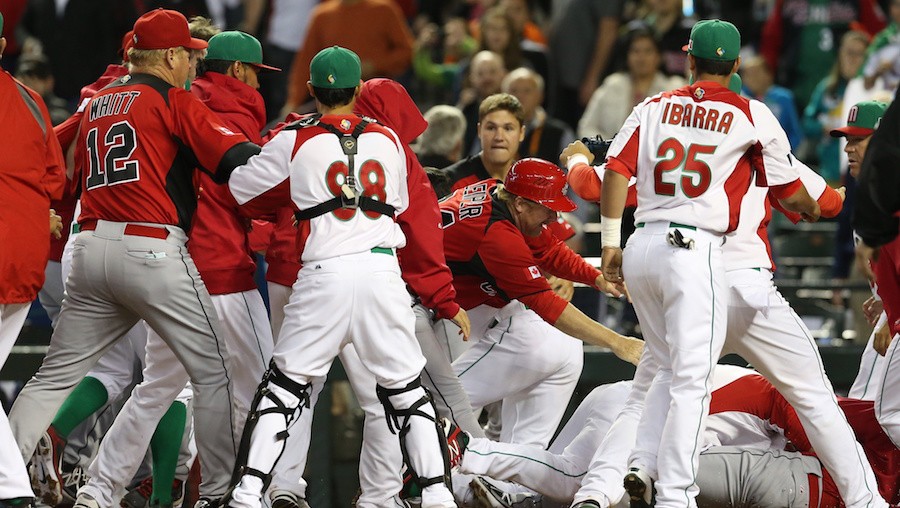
top-left (60, 461), bottom-right (91, 503)
top-left (623, 468), bottom-right (655, 508)
top-left (193, 497), bottom-right (221, 508)
top-left (570, 501), bottom-right (602, 508)
top-left (469, 476), bottom-right (540, 508)
top-left (269, 490), bottom-right (310, 508)
top-left (30, 427), bottom-right (66, 507)
top-left (440, 417), bottom-right (469, 471)
top-left (73, 494), bottom-right (101, 508)
top-left (121, 477), bottom-right (153, 508)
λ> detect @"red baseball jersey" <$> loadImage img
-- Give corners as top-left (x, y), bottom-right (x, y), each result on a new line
top-left (440, 179), bottom-right (601, 323)
top-left (75, 73), bottom-right (256, 231)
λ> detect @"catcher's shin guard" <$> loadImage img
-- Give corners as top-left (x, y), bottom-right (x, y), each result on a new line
top-left (376, 378), bottom-right (451, 491)
top-left (229, 361), bottom-right (311, 496)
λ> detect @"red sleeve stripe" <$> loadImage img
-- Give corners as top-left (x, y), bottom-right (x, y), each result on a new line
top-left (608, 125), bottom-right (641, 177)
top-left (769, 179), bottom-right (803, 200)
top-left (724, 153), bottom-right (754, 233)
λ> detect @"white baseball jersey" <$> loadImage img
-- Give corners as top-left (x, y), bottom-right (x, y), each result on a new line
top-left (228, 114), bottom-right (409, 262)
top-left (606, 83), bottom-right (803, 234)
top-left (724, 159), bottom-right (829, 271)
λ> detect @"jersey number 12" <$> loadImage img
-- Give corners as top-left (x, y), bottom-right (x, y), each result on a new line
top-left (85, 121), bottom-right (140, 190)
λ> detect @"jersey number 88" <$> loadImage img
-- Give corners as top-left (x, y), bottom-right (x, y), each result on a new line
top-left (325, 159), bottom-right (388, 220)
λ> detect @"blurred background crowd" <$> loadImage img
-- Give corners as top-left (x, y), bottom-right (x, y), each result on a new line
top-left (3, 0), bottom-right (899, 343)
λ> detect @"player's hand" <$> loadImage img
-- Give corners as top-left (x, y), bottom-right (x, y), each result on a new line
top-left (834, 186), bottom-right (846, 203)
top-left (601, 247), bottom-right (624, 284)
top-left (594, 273), bottom-right (624, 299)
top-left (451, 308), bottom-right (471, 341)
top-left (800, 202), bottom-right (821, 223)
top-left (863, 296), bottom-right (884, 327)
top-left (49, 209), bottom-right (63, 239)
top-left (874, 321), bottom-right (894, 356)
top-left (548, 275), bottom-right (575, 302)
top-left (856, 242), bottom-right (880, 282)
top-left (560, 140), bottom-right (594, 167)
top-left (611, 335), bottom-right (643, 366)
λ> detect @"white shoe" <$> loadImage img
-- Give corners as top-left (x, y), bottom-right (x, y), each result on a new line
top-left (469, 477), bottom-right (539, 508)
top-left (74, 494), bottom-right (100, 508)
top-left (622, 468), bottom-right (654, 508)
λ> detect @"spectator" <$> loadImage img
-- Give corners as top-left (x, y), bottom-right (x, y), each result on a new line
top-left (458, 50), bottom-right (507, 155)
top-left (0, 12), bottom-right (67, 503)
top-left (502, 67), bottom-right (573, 163)
top-left (760, 0), bottom-right (885, 111)
top-left (579, 28), bottom-right (684, 140)
top-left (861, 0), bottom-right (900, 91)
top-left (412, 17), bottom-right (477, 107)
top-left (635, 0), bottom-right (694, 78)
top-left (20, 0), bottom-right (138, 103)
top-left (548, 0), bottom-right (626, 129)
top-left (14, 55), bottom-right (70, 125)
top-left (416, 104), bottom-right (468, 170)
top-left (282, 0), bottom-right (414, 116)
top-left (500, 0), bottom-right (547, 47)
top-left (475, 6), bottom-right (547, 81)
top-left (741, 56), bottom-right (805, 151)
top-left (257, 0), bottom-right (317, 122)
top-left (803, 30), bottom-right (870, 182)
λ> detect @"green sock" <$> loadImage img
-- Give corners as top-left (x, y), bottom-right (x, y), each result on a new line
top-left (150, 401), bottom-right (187, 506)
top-left (51, 376), bottom-right (109, 437)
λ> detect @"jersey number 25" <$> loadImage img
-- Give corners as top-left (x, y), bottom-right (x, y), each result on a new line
top-left (654, 138), bottom-right (714, 198)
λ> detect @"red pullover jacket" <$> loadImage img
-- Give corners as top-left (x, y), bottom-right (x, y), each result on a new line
top-left (189, 71), bottom-right (266, 295)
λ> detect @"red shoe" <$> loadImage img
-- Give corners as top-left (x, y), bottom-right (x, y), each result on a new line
top-left (30, 426), bottom-right (67, 506)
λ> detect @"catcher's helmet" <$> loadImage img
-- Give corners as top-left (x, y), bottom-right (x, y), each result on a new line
top-left (504, 158), bottom-right (577, 212)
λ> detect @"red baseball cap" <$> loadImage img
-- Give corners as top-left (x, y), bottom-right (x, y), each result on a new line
top-left (504, 158), bottom-right (577, 212)
top-left (119, 30), bottom-right (135, 61)
top-left (132, 9), bottom-right (208, 51)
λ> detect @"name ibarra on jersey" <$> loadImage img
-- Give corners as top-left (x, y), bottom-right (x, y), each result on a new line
top-left (89, 91), bottom-right (141, 122)
top-left (660, 101), bottom-right (733, 134)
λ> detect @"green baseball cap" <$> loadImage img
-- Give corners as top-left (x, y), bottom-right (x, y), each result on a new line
top-left (682, 19), bottom-right (741, 61)
top-left (206, 31), bottom-right (280, 71)
top-left (830, 100), bottom-right (889, 137)
top-left (309, 46), bottom-right (361, 89)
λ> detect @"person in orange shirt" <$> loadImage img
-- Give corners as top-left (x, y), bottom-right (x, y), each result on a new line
top-left (281, 0), bottom-right (413, 116)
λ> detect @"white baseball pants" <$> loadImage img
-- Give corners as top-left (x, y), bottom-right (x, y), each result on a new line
top-left (0, 303), bottom-right (34, 500)
top-left (460, 381), bottom-right (632, 502)
top-left (850, 311), bottom-right (887, 401)
top-left (723, 268), bottom-right (886, 508)
top-left (622, 222), bottom-right (728, 508)
top-left (453, 301), bottom-right (584, 447)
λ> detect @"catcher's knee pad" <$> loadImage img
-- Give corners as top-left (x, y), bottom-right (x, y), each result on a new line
top-left (377, 379), bottom-right (450, 490)
top-left (231, 361), bottom-right (311, 490)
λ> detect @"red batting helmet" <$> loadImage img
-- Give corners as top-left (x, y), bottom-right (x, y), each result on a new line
top-left (504, 158), bottom-right (577, 212)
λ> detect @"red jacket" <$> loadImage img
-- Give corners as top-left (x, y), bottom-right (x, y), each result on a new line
top-left (1, 72), bottom-right (66, 303)
top-left (189, 72), bottom-right (266, 295)
top-left (49, 64), bottom-right (129, 262)
top-left (873, 235), bottom-right (900, 337)
top-left (354, 78), bottom-right (460, 319)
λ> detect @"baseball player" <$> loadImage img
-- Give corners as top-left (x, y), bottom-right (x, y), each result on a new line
top-left (830, 100), bottom-right (900, 451)
top-left (438, 157), bottom-right (643, 448)
top-left (453, 365), bottom-right (900, 508)
top-left (586, 19), bottom-right (821, 508)
top-left (0, 10), bottom-right (67, 505)
top-left (565, 47), bottom-right (883, 508)
top-left (73, 30), bottom-right (279, 508)
top-left (225, 46), bottom-right (457, 508)
top-left (7, 9), bottom-right (263, 508)
top-left (259, 77), bottom-right (473, 508)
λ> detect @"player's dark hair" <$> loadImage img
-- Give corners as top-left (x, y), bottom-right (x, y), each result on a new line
top-left (478, 93), bottom-right (525, 127)
top-left (312, 86), bottom-right (357, 108)
top-left (198, 59), bottom-right (233, 76)
top-left (694, 56), bottom-right (737, 77)
top-left (424, 166), bottom-right (453, 200)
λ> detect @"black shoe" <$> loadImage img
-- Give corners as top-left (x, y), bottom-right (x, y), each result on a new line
top-left (623, 468), bottom-right (655, 508)
top-left (193, 498), bottom-right (221, 508)
top-left (571, 501), bottom-right (602, 508)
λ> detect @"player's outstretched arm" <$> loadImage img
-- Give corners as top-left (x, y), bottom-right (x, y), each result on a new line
top-left (553, 303), bottom-right (643, 365)
top-left (776, 184), bottom-right (821, 222)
